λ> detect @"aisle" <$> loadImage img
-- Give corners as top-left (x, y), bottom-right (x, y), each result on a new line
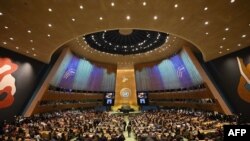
top-left (123, 116), bottom-right (136, 141)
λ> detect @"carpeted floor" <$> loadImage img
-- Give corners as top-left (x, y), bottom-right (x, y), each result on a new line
top-left (123, 116), bottom-right (136, 141)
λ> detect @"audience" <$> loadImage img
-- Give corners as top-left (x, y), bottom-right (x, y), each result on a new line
top-left (0, 108), bottom-right (238, 141)
top-left (0, 110), bottom-right (125, 141)
top-left (130, 108), bottom-right (237, 141)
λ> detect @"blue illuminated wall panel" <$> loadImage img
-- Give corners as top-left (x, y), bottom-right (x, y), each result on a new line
top-left (136, 49), bottom-right (203, 91)
top-left (50, 52), bottom-right (116, 91)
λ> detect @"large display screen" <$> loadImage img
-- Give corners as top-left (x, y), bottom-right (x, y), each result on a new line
top-left (137, 92), bottom-right (149, 105)
top-left (103, 92), bottom-right (115, 106)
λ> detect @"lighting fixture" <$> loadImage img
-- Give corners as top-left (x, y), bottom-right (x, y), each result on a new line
top-left (47, 34), bottom-right (51, 37)
top-left (143, 2), bottom-right (147, 6)
top-left (220, 45), bottom-right (223, 49)
top-left (32, 48), bottom-right (35, 50)
top-left (27, 30), bottom-right (31, 33)
top-left (126, 15), bottom-right (130, 20)
top-left (48, 23), bottom-right (52, 27)
top-left (99, 17), bottom-right (103, 20)
top-left (9, 37), bottom-right (14, 40)
top-left (80, 5), bottom-right (84, 9)
top-left (181, 17), bottom-right (184, 20)
top-left (225, 27), bottom-right (229, 31)
top-left (111, 2), bottom-right (115, 6)
top-left (230, 0), bottom-right (235, 3)
top-left (237, 43), bottom-right (241, 46)
top-left (153, 16), bottom-right (158, 20)
top-left (72, 18), bottom-right (75, 22)
top-left (205, 32), bottom-right (209, 35)
top-left (242, 34), bottom-right (246, 38)
top-left (48, 8), bottom-right (52, 12)
top-left (174, 4), bottom-right (178, 8)
top-left (16, 46), bottom-right (19, 50)
top-left (204, 7), bottom-right (208, 11)
top-left (3, 42), bottom-right (7, 45)
top-left (0, 12), bottom-right (2, 15)
top-left (4, 26), bottom-right (8, 29)
top-left (204, 21), bottom-right (209, 25)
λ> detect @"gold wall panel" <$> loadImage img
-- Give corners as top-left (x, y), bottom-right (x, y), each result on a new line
top-left (113, 64), bottom-right (138, 111)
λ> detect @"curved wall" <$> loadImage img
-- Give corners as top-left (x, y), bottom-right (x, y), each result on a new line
top-left (135, 49), bottom-right (203, 91)
top-left (50, 52), bottom-right (116, 92)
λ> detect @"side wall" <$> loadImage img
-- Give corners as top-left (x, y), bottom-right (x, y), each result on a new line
top-left (0, 47), bottom-right (47, 122)
top-left (198, 47), bottom-right (250, 120)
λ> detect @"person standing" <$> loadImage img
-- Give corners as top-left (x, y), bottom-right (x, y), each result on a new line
top-left (122, 121), bottom-right (126, 131)
top-left (127, 124), bottom-right (132, 137)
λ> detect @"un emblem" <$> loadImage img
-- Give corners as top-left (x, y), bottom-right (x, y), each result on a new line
top-left (120, 88), bottom-right (131, 98)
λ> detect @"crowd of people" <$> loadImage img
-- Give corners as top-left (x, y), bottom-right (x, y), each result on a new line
top-left (0, 110), bottom-right (126, 141)
top-left (129, 109), bottom-right (237, 141)
top-left (0, 108), bottom-right (238, 141)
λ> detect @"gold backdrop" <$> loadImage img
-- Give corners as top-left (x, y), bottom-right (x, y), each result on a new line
top-left (112, 63), bottom-right (138, 111)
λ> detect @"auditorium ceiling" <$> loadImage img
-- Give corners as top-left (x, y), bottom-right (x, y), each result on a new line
top-left (0, 0), bottom-right (250, 64)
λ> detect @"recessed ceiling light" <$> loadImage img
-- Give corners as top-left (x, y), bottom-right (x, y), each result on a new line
top-left (220, 45), bottom-right (223, 48)
top-left (205, 32), bottom-right (209, 35)
top-left (99, 17), bottom-right (103, 20)
top-left (80, 5), bottom-right (84, 9)
top-left (27, 30), bottom-right (31, 33)
top-left (238, 43), bottom-right (241, 46)
top-left (16, 46), bottom-right (19, 50)
top-left (47, 34), bottom-right (51, 37)
top-left (48, 8), bottom-right (52, 12)
top-left (30, 40), bottom-right (33, 43)
top-left (72, 18), bottom-right (75, 22)
top-left (219, 51), bottom-right (222, 54)
top-left (111, 2), bottom-right (115, 6)
top-left (3, 41), bottom-right (7, 45)
top-left (225, 27), bottom-right (229, 31)
top-left (48, 23), bottom-right (52, 27)
top-left (242, 34), bottom-right (246, 38)
top-left (222, 37), bottom-right (226, 40)
top-left (174, 4), bottom-right (178, 8)
top-left (181, 16), bottom-right (184, 20)
top-left (226, 48), bottom-right (230, 51)
top-left (204, 7), bottom-right (208, 11)
top-left (0, 12), bottom-right (2, 15)
top-left (26, 51), bottom-right (29, 54)
top-left (9, 37), bottom-right (14, 40)
top-left (153, 16), bottom-right (158, 20)
top-left (230, 0), bottom-right (235, 3)
top-left (143, 2), bottom-right (147, 6)
top-left (204, 21), bottom-right (209, 25)
top-left (4, 26), bottom-right (8, 29)
top-left (126, 15), bottom-right (130, 20)
top-left (32, 48), bottom-right (35, 50)
top-left (33, 54), bottom-right (37, 56)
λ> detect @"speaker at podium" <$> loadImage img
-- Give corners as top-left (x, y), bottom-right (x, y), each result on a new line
top-left (118, 105), bottom-right (134, 113)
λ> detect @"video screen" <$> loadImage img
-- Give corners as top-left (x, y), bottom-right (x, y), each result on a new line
top-left (137, 92), bottom-right (149, 105)
top-left (104, 92), bottom-right (115, 106)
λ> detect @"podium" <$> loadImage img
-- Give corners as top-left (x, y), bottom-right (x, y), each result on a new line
top-left (118, 105), bottom-right (134, 113)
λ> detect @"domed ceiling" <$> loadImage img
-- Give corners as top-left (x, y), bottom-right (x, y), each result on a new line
top-left (0, 0), bottom-right (249, 64)
top-left (84, 29), bottom-right (168, 55)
